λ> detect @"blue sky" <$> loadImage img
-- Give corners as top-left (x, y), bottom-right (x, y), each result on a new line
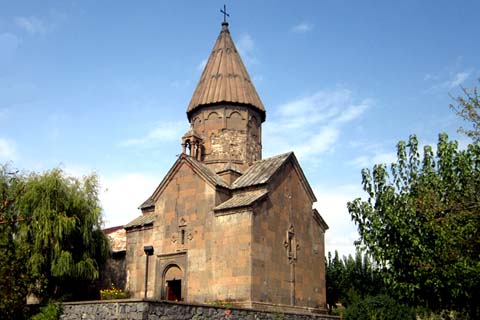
top-left (1, 1), bottom-right (478, 256)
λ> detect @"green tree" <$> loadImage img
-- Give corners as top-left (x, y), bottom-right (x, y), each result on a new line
top-left (326, 250), bottom-right (385, 313)
top-left (344, 294), bottom-right (415, 320)
top-left (0, 167), bottom-right (30, 318)
top-left (0, 166), bottom-right (110, 318)
top-left (348, 134), bottom-right (480, 317)
top-left (326, 251), bottom-right (344, 312)
top-left (450, 79), bottom-right (480, 142)
top-left (341, 251), bottom-right (384, 306)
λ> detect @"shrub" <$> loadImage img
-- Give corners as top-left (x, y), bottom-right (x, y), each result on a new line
top-left (30, 302), bottom-right (62, 320)
top-left (344, 294), bottom-right (415, 320)
top-left (99, 285), bottom-right (129, 300)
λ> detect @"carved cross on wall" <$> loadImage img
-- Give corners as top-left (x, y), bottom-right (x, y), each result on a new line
top-left (284, 225), bottom-right (297, 261)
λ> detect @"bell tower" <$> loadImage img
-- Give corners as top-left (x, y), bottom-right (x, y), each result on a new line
top-left (182, 21), bottom-right (266, 173)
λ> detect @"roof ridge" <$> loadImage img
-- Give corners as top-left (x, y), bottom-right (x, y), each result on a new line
top-left (254, 151), bottom-right (293, 163)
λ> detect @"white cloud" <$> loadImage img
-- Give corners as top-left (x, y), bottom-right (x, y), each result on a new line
top-left (314, 184), bottom-right (364, 256)
top-left (14, 12), bottom-right (67, 36)
top-left (0, 138), bottom-right (17, 160)
top-left (236, 33), bottom-right (258, 65)
top-left (61, 163), bottom-right (95, 178)
top-left (291, 22), bottom-right (313, 33)
top-left (99, 173), bottom-right (159, 227)
top-left (350, 151), bottom-right (397, 168)
top-left (423, 73), bottom-right (439, 81)
top-left (447, 71), bottom-right (470, 88)
top-left (60, 164), bottom-right (160, 228)
top-left (196, 58), bottom-right (208, 72)
top-left (121, 121), bottom-right (188, 148)
top-left (263, 89), bottom-right (371, 160)
top-left (292, 126), bottom-right (340, 158)
top-left (15, 16), bottom-right (47, 34)
top-left (426, 70), bottom-right (472, 92)
top-left (237, 33), bottom-right (254, 55)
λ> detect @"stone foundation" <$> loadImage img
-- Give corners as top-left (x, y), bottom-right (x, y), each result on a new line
top-left (61, 299), bottom-right (339, 320)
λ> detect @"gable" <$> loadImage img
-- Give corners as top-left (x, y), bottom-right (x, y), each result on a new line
top-left (139, 154), bottom-right (230, 210)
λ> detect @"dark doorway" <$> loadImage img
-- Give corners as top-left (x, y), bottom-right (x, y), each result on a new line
top-left (166, 279), bottom-right (181, 301)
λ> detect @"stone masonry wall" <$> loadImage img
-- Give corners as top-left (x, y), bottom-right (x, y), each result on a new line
top-left (190, 105), bottom-right (262, 172)
top-left (61, 300), bottom-right (339, 320)
top-left (251, 162), bottom-right (326, 309)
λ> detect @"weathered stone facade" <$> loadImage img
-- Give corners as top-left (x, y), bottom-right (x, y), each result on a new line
top-left (124, 21), bottom-right (329, 314)
top-left (189, 105), bottom-right (263, 172)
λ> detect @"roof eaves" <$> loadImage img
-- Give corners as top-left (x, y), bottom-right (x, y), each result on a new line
top-left (312, 208), bottom-right (329, 231)
top-left (125, 213), bottom-right (156, 229)
top-left (213, 189), bottom-right (268, 212)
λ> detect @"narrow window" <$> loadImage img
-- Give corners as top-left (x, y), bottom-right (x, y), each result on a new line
top-left (288, 232), bottom-right (294, 258)
top-left (181, 229), bottom-right (186, 245)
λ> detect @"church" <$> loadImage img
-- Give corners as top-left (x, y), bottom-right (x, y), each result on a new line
top-left (124, 19), bottom-right (329, 313)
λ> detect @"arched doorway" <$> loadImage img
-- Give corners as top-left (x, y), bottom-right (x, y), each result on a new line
top-left (163, 264), bottom-right (183, 301)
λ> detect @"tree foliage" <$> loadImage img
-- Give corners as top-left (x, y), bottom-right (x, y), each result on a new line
top-left (0, 167), bottom-right (30, 318)
top-left (0, 166), bottom-right (110, 318)
top-left (344, 294), bottom-right (415, 320)
top-left (326, 250), bottom-right (384, 312)
top-left (450, 79), bottom-right (480, 142)
top-left (348, 134), bottom-right (480, 317)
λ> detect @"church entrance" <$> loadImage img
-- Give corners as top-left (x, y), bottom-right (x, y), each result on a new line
top-left (166, 279), bottom-right (181, 301)
top-left (162, 264), bottom-right (183, 301)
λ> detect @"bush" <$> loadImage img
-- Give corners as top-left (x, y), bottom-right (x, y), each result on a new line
top-left (416, 308), bottom-right (470, 320)
top-left (99, 285), bottom-right (129, 300)
top-left (344, 295), bottom-right (415, 320)
top-left (30, 302), bottom-right (62, 320)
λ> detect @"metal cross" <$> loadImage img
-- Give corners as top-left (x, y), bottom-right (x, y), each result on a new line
top-left (220, 4), bottom-right (230, 23)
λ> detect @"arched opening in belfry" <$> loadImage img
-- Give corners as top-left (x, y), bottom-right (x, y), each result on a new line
top-left (162, 264), bottom-right (183, 301)
top-left (185, 140), bottom-right (192, 156)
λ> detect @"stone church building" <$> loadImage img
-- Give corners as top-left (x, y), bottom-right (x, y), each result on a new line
top-left (125, 21), bottom-right (329, 313)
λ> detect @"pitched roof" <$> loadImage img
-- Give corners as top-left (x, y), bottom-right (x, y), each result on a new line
top-left (232, 152), bottom-right (292, 188)
top-left (214, 189), bottom-right (268, 211)
top-left (139, 197), bottom-right (155, 210)
top-left (187, 22), bottom-right (265, 121)
top-left (232, 152), bottom-right (317, 202)
top-left (125, 213), bottom-right (156, 229)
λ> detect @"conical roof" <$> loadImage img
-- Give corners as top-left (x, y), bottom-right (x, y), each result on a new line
top-left (187, 22), bottom-right (265, 121)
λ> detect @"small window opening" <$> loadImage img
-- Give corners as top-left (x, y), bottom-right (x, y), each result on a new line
top-left (288, 232), bottom-right (294, 258)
